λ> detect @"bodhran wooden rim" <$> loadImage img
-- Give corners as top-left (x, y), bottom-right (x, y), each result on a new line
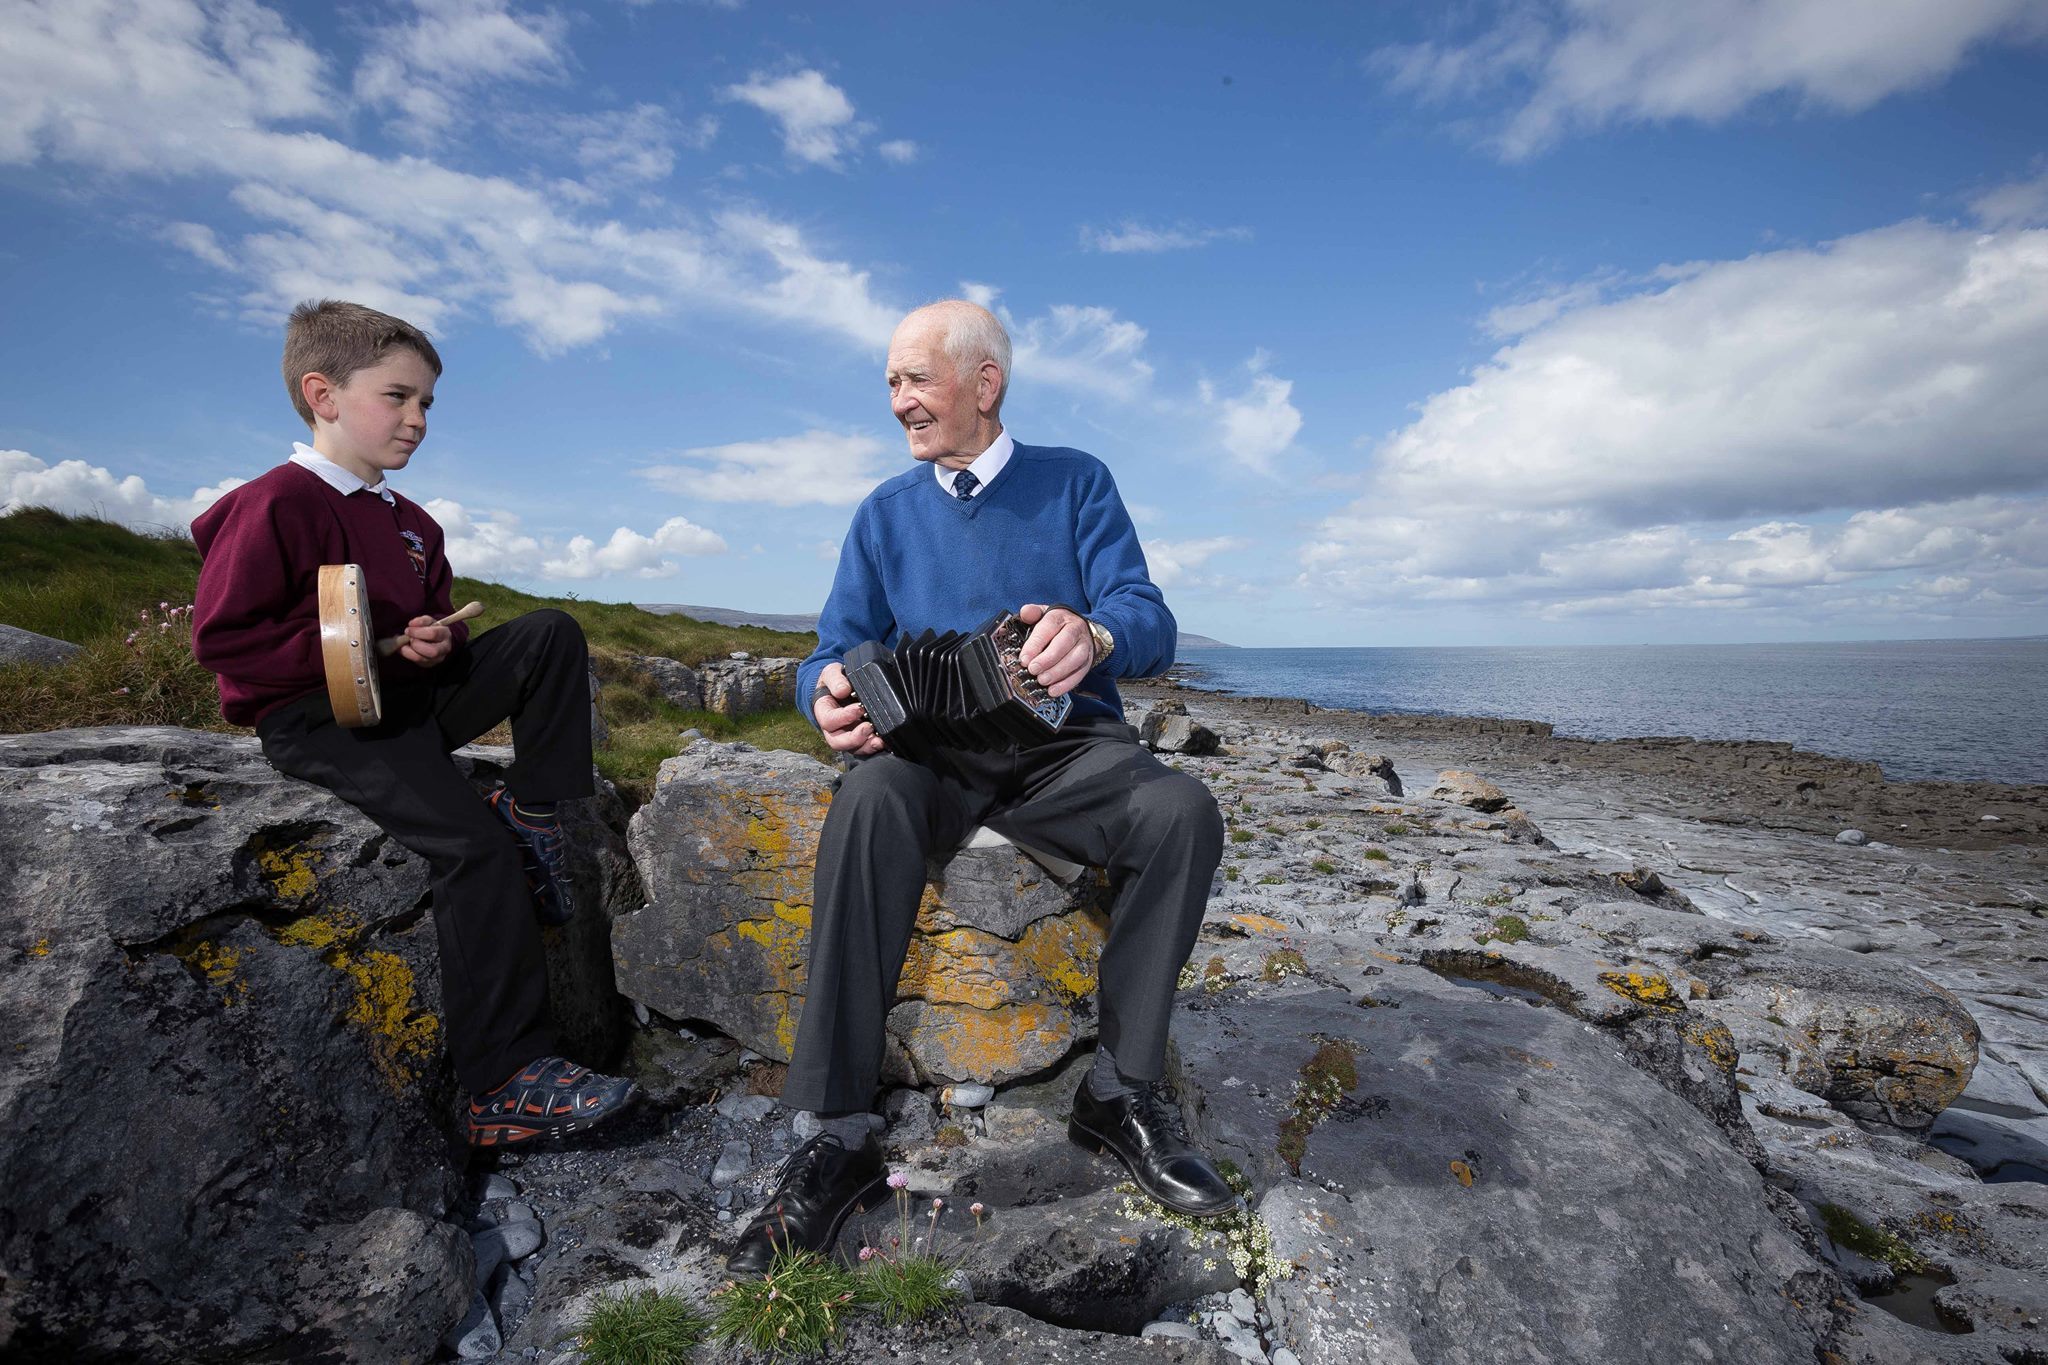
top-left (317, 563), bottom-right (382, 728)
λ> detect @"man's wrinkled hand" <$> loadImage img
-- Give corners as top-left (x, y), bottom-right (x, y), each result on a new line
top-left (814, 662), bottom-right (886, 756)
top-left (398, 616), bottom-right (454, 667)
top-left (1016, 604), bottom-right (1093, 697)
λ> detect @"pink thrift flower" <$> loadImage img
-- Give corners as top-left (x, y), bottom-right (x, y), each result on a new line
top-left (971, 1202), bottom-right (984, 1216)
top-left (886, 1171), bottom-right (909, 1189)
top-left (931, 1198), bottom-right (944, 1211)
top-left (858, 1246), bottom-right (875, 1261)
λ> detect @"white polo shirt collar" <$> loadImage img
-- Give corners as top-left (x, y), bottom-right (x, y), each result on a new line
top-left (290, 443), bottom-right (395, 505)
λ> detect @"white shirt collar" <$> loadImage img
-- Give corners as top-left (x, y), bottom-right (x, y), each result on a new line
top-left (290, 443), bottom-right (394, 505)
top-left (935, 429), bottom-right (1013, 498)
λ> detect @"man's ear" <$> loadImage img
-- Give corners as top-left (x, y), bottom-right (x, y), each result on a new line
top-left (977, 361), bottom-right (1003, 414)
top-left (300, 371), bottom-right (339, 423)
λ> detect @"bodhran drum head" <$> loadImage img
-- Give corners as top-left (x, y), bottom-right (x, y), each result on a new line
top-left (317, 563), bottom-right (382, 727)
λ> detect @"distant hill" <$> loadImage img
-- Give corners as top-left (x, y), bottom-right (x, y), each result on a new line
top-left (639, 603), bottom-right (1232, 651)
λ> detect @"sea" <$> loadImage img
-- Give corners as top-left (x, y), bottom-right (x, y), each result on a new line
top-left (1171, 637), bottom-right (2048, 786)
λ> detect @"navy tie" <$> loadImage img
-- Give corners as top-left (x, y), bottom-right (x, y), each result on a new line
top-left (952, 469), bottom-right (979, 501)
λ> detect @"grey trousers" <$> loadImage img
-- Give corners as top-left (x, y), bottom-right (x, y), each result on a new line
top-left (782, 714), bottom-right (1224, 1114)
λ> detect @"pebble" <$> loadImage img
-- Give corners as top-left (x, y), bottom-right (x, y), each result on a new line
top-left (715, 1093), bottom-right (778, 1123)
top-left (711, 1139), bottom-right (753, 1188)
top-left (1142, 1321), bottom-right (1200, 1341)
top-left (489, 1266), bottom-right (532, 1323)
top-left (1835, 829), bottom-right (1869, 846)
top-left (441, 1290), bottom-right (501, 1360)
top-left (477, 1173), bottom-right (519, 1202)
top-left (1981, 814), bottom-right (2002, 822)
top-left (679, 728), bottom-right (702, 742)
top-left (942, 1082), bottom-right (995, 1109)
top-left (1227, 1288), bottom-right (1257, 1321)
top-left (791, 1110), bottom-right (823, 1141)
top-left (473, 1221), bottom-right (544, 1287)
top-left (631, 1000), bottom-right (650, 1026)
top-left (1271, 1350), bottom-right (1302, 1365)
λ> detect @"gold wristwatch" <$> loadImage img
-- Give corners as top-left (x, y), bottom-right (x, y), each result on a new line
top-left (1085, 617), bottom-right (1115, 667)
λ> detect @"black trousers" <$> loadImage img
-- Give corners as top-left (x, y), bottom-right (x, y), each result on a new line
top-left (783, 714), bottom-right (1224, 1114)
top-left (256, 609), bottom-right (595, 1094)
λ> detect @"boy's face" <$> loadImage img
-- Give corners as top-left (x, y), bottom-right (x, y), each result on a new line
top-left (307, 347), bottom-right (438, 485)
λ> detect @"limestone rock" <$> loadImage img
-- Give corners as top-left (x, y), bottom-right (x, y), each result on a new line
top-left (1431, 769), bottom-right (1509, 812)
top-left (1142, 704), bottom-right (1220, 756)
top-left (0, 727), bottom-right (630, 1360)
top-left (0, 622), bottom-right (81, 667)
top-left (699, 655), bottom-right (801, 719)
top-left (633, 655), bottom-right (704, 710)
top-left (615, 742), bottom-right (1112, 1085)
top-left (1325, 749), bottom-right (1402, 795)
top-left (1175, 978), bottom-right (1860, 1364)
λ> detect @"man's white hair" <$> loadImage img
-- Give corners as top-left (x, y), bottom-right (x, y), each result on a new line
top-left (904, 300), bottom-right (1011, 406)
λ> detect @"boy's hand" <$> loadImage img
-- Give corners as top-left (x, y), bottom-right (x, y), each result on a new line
top-left (1016, 604), bottom-right (1092, 697)
top-left (814, 662), bottom-right (885, 756)
top-left (398, 616), bottom-right (455, 667)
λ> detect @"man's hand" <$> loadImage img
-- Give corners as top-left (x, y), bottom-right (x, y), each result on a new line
top-left (1016, 604), bottom-right (1094, 698)
top-left (813, 662), bottom-right (886, 756)
top-left (397, 616), bottom-right (454, 667)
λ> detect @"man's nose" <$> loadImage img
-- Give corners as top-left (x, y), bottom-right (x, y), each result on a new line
top-left (891, 389), bottom-right (919, 416)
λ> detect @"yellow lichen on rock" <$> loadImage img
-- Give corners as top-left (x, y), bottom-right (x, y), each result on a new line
top-left (1684, 1017), bottom-right (1740, 1074)
top-left (1230, 912), bottom-right (1290, 937)
top-left (899, 912), bottom-right (1104, 1011)
top-left (1599, 969), bottom-right (1681, 1011)
top-left (340, 950), bottom-right (439, 1093)
top-left (903, 1000), bottom-right (1073, 1083)
top-left (256, 845), bottom-right (321, 901)
top-left (273, 910), bottom-right (355, 951)
top-left (193, 941), bottom-right (246, 1007)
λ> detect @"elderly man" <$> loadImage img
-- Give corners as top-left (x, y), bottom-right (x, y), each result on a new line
top-left (725, 300), bottom-right (1235, 1276)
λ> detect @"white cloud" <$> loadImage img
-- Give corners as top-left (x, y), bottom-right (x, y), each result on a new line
top-left (542, 517), bottom-right (727, 579)
top-left (876, 139), bottom-right (919, 164)
top-left (1, 450), bottom-right (240, 529)
top-left (1145, 535), bottom-right (1248, 589)
top-left (1300, 209), bottom-right (2048, 626)
top-left (0, 0), bottom-right (900, 355)
top-left (1201, 353), bottom-right (1302, 474)
top-left (1377, 0), bottom-right (2048, 159)
top-left (1974, 168), bottom-right (2048, 230)
top-left (355, 0), bottom-right (569, 139)
top-left (1079, 222), bottom-right (1252, 254)
top-left (423, 498), bottom-right (546, 579)
top-left (1008, 305), bottom-right (1155, 400)
top-left (720, 69), bottom-right (871, 169)
top-left (637, 430), bottom-right (893, 506)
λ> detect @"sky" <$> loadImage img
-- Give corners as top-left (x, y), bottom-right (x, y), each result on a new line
top-left (3, 0), bottom-right (2047, 648)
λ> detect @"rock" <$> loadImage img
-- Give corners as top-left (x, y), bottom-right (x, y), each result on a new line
top-left (632, 654), bottom-right (703, 710)
top-left (1326, 750), bottom-right (1402, 795)
top-left (621, 1028), bottom-right (740, 1108)
top-left (615, 742), bottom-right (1112, 1086)
top-left (943, 1082), bottom-right (996, 1109)
top-left (1431, 769), bottom-right (1509, 812)
top-left (1144, 1321), bottom-right (1202, 1340)
top-left (0, 727), bottom-right (628, 1359)
top-left (473, 1220), bottom-right (545, 1287)
top-left (714, 1092), bottom-right (778, 1123)
top-left (286, 1208), bottom-right (474, 1365)
top-left (711, 1139), bottom-right (754, 1188)
top-left (833, 1303), bottom-right (1240, 1363)
top-left (0, 622), bottom-right (81, 667)
top-left (586, 660), bottom-right (607, 750)
top-left (477, 1173), bottom-right (520, 1202)
top-left (699, 655), bottom-right (801, 719)
top-left (1142, 709), bottom-right (1221, 756)
top-left (1176, 978), bottom-right (1860, 1364)
top-left (1226, 1288), bottom-right (1257, 1322)
top-left (441, 1289), bottom-right (501, 1360)
top-left (1836, 828), bottom-right (1870, 846)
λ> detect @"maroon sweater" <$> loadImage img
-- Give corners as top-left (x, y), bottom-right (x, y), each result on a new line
top-left (191, 462), bottom-right (469, 726)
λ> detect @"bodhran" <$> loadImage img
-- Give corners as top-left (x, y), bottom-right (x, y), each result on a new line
top-left (317, 563), bottom-right (382, 727)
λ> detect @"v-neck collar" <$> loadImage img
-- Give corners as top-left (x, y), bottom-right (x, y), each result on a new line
top-left (932, 439), bottom-right (1022, 516)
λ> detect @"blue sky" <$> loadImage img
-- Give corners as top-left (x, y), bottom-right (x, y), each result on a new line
top-left (3, 0), bottom-right (2046, 647)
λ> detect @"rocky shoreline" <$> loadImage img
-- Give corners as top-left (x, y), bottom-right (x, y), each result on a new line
top-left (4, 684), bottom-right (2045, 1363)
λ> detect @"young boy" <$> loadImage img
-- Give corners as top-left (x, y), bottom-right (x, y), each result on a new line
top-left (191, 299), bottom-right (637, 1146)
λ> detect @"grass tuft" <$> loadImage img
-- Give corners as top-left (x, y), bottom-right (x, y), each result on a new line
top-left (578, 1286), bottom-right (710, 1365)
top-left (1362, 848), bottom-right (1391, 862)
top-left (713, 1248), bottom-right (859, 1357)
top-left (858, 1253), bottom-right (963, 1327)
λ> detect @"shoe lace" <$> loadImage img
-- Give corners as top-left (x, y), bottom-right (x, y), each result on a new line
top-left (772, 1133), bottom-right (840, 1191)
top-left (1131, 1082), bottom-right (1192, 1143)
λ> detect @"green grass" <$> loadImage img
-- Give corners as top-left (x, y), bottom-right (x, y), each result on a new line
top-left (859, 1253), bottom-right (963, 1327)
top-left (713, 1248), bottom-right (860, 1356)
top-left (0, 508), bottom-right (830, 805)
top-left (578, 1286), bottom-right (711, 1365)
top-left (1362, 848), bottom-right (1392, 862)
top-left (1311, 858), bottom-right (1337, 875)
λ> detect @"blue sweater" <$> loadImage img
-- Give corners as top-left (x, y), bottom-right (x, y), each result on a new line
top-left (798, 442), bottom-right (1175, 727)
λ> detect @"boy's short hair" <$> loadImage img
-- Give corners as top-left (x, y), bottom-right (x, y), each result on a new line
top-left (283, 300), bottom-right (444, 429)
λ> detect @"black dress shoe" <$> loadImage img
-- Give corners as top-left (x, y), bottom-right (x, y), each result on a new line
top-left (1069, 1079), bottom-right (1243, 1217)
top-left (725, 1132), bottom-right (887, 1277)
